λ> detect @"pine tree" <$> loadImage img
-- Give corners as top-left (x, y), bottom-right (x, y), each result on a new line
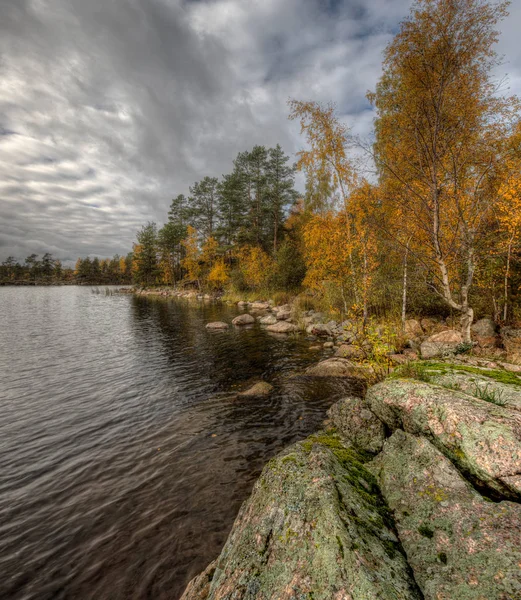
top-left (266, 144), bottom-right (298, 253)
top-left (133, 222), bottom-right (159, 286)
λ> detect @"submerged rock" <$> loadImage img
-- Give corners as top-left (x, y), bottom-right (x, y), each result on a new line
top-left (266, 321), bottom-right (297, 333)
top-left (232, 314), bottom-right (255, 326)
top-left (420, 329), bottom-right (462, 358)
top-left (367, 379), bottom-right (521, 500)
top-left (205, 322), bottom-right (229, 330)
top-left (181, 434), bottom-right (422, 600)
top-left (237, 382), bottom-right (273, 398)
top-left (327, 397), bottom-right (385, 455)
top-left (370, 430), bottom-right (521, 600)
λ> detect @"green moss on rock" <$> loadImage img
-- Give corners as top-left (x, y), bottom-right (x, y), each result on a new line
top-left (181, 434), bottom-right (422, 600)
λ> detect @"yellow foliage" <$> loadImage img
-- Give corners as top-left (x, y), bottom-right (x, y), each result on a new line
top-left (181, 226), bottom-right (201, 282)
top-left (237, 246), bottom-right (275, 289)
top-left (208, 258), bottom-right (230, 289)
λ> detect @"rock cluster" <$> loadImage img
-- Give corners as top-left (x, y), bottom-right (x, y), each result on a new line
top-left (182, 376), bottom-right (521, 600)
top-left (136, 288), bottom-right (521, 365)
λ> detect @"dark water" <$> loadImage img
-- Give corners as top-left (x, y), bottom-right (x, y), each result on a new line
top-left (0, 286), bottom-right (362, 600)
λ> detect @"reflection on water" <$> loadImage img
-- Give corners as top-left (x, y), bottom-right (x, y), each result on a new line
top-left (0, 287), bottom-right (362, 599)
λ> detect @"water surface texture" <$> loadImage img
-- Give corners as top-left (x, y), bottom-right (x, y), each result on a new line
top-left (0, 287), bottom-right (361, 599)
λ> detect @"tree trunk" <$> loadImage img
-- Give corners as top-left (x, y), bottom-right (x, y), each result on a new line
top-left (503, 236), bottom-right (513, 322)
top-left (460, 305), bottom-right (474, 344)
top-left (401, 239), bottom-right (410, 332)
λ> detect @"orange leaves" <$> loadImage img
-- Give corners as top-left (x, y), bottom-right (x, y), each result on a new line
top-left (497, 170), bottom-right (521, 244)
top-left (302, 211), bottom-right (352, 291)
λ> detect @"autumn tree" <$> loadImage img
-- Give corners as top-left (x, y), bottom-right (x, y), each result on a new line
top-left (237, 246), bottom-right (275, 290)
top-left (369, 0), bottom-right (518, 341)
top-left (497, 168), bottom-right (521, 320)
top-left (288, 100), bottom-right (358, 212)
top-left (181, 225), bottom-right (202, 287)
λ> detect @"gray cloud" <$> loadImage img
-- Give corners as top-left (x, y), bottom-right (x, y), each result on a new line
top-left (1, 0), bottom-right (520, 264)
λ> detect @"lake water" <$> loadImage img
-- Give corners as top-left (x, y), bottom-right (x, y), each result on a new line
top-left (0, 286), bottom-right (362, 599)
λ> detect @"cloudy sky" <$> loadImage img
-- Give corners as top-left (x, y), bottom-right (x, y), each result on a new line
top-left (1, 0), bottom-right (520, 263)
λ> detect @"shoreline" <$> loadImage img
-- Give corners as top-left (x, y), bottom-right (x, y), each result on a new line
top-left (181, 365), bottom-right (521, 600)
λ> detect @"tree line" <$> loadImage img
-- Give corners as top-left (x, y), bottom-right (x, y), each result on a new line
top-left (0, 253), bottom-right (133, 284)
top-left (4, 0), bottom-right (521, 344)
top-left (131, 0), bottom-right (521, 343)
top-left (131, 143), bottom-right (304, 289)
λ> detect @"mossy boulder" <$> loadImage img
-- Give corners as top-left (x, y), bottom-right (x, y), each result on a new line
top-left (181, 434), bottom-right (422, 600)
top-left (367, 379), bottom-right (521, 500)
top-left (327, 397), bottom-right (386, 455)
top-left (370, 430), bottom-right (521, 600)
top-left (429, 369), bottom-right (521, 412)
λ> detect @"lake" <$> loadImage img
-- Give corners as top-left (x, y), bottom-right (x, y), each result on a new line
top-left (0, 286), bottom-right (361, 599)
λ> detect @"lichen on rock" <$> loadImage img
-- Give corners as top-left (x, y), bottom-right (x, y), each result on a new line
top-left (370, 430), bottom-right (521, 600)
top-left (327, 397), bottom-right (386, 455)
top-left (181, 433), bottom-right (422, 600)
top-left (367, 378), bottom-right (521, 500)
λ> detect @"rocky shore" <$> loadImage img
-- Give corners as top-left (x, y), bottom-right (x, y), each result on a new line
top-left (128, 289), bottom-right (521, 368)
top-left (181, 369), bottom-right (521, 600)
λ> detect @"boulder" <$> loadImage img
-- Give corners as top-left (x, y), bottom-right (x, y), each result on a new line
top-left (250, 301), bottom-right (270, 310)
top-left (335, 344), bottom-right (365, 360)
top-left (237, 301), bottom-right (250, 307)
top-left (237, 381), bottom-right (273, 398)
top-left (501, 327), bottom-right (521, 364)
top-left (205, 321), bottom-right (229, 330)
top-left (181, 435), bottom-right (422, 600)
top-left (420, 329), bottom-right (462, 359)
top-left (471, 317), bottom-right (497, 338)
top-left (323, 341), bottom-right (334, 349)
top-left (266, 321), bottom-right (297, 334)
top-left (404, 319), bottom-right (423, 339)
top-left (232, 314), bottom-right (255, 326)
top-left (370, 430), bottom-right (521, 600)
top-left (305, 357), bottom-right (365, 378)
top-left (388, 353), bottom-right (411, 365)
top-left (306, 323), bottom-right (332, 337)
top-left (367, 379), bottom-right (521, 500)
top-left (275, 310), bottom-right (292, 320)
top-left (428, 369), bottom-right (521, 413)
top-left (420, 317), bottom-right (439, 333)
top-left (272, 303), bottom-right (291, 313)
top-left (259, 314), bottom-right (277, 325)
top-left (327, 397), bottom-right (386, 455)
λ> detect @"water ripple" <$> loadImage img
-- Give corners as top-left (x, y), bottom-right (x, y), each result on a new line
top-left (0, 287), bottom-right (361, 599)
